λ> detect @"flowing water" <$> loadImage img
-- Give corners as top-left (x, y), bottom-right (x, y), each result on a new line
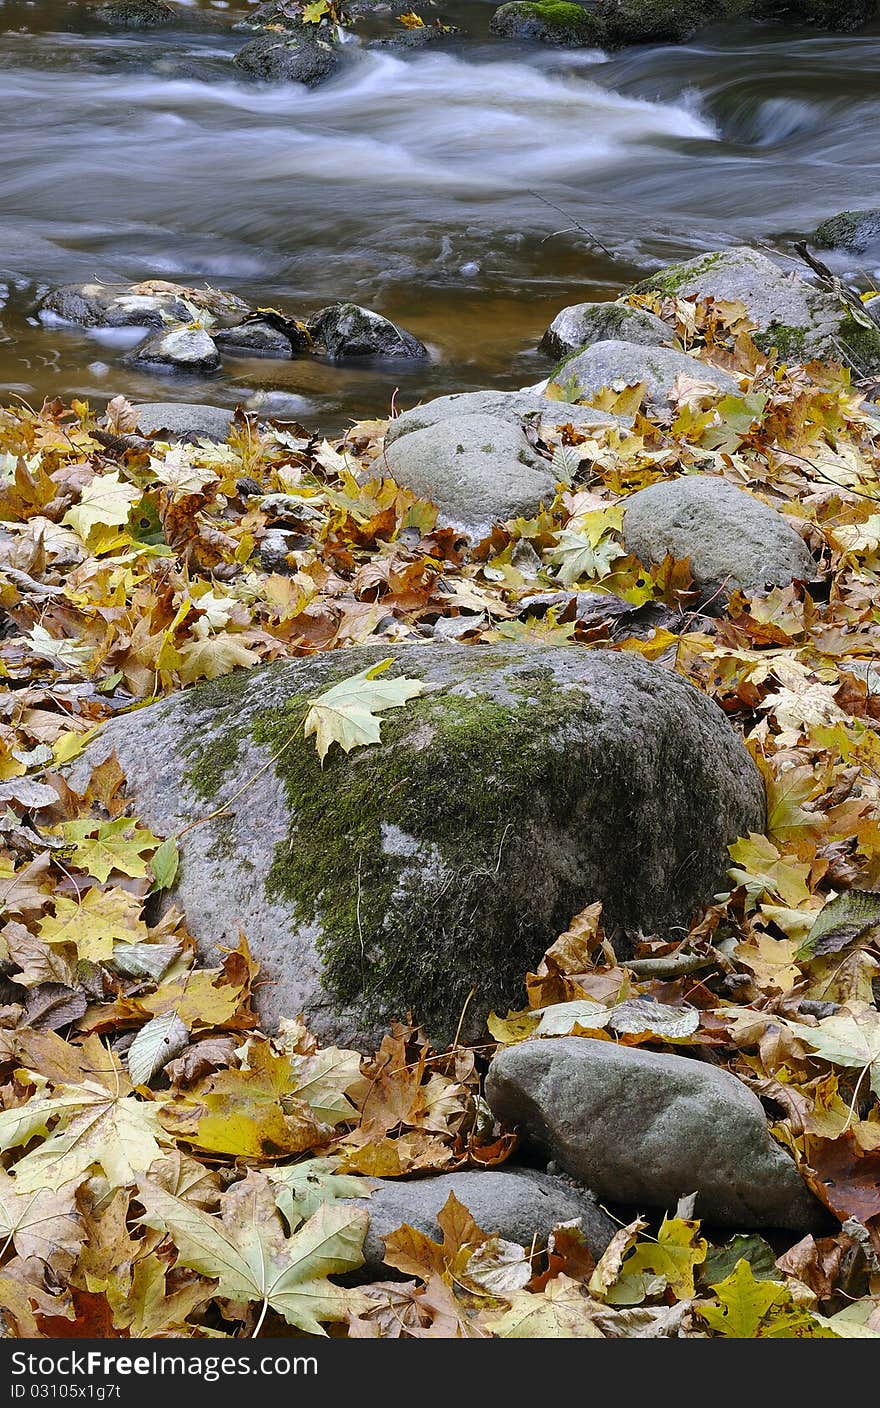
top-left (1, 0), bottom-right (879, 425)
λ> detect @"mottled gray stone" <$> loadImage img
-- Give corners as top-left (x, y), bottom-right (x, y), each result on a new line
top-left (383, 413), bottom-right (556, 533)
top-left (126, 326), bottom-right (221, 374)
top-left (352, 1169), bottom-right (616, 1275)
top-left (550, 339), bottom-right (739, 407)
top-left (215, 321), bottom-right (295, 360)
top-left (622, 474), bottom-right (817, 601)
top-left (385, 389), bottom-right (616, 446)
top-left (233, 31), bottom-right (340, 86)
top-left (40, 283), bottom-right (192, 330)
top-left (540, 301), bottom-right (670, 360)
top-left (92, 0), bottom-right (174, 27)
top-left (486, 1038), bottom-right (826, 1230)
top-left (309, 303), bottom-right (427, 360)
top-left (66, 643), bottom-right (765, 1044)
top-left (131, 403), bottom-right (234, 441)
top-left (636, 246), bottom-right (880, 372)
top-left (815, 208), bottom-right (880, 255)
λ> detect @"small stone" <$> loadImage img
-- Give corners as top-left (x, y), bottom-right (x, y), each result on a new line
top-left (549, 339), bottom-right (739, 408)
top-left (350, 1169), bottom-right (616, 1277)
top-left (309, 303), bottom-right (427, 360)
top-left (131, 403), bottom-right (234, 441)
top-left (486, 1037), bottom-right (826, 1230)
top-left (215, 321), bottom-right (295, 360)
top-left (127, 327), bottom-right (221, 375)
top-left (622, 474), bottom-right (817, 602)
top-left (540, 301), bottom-right (670, 361)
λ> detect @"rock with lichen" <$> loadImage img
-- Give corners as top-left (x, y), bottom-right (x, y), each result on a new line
top-left (66, 643), bottom-right (765, 1046)
top-left (634, 246), bottom-right (880, 373)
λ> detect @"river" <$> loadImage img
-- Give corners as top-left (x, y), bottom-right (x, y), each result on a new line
top-left (1, 0), bottom-right (879, 425)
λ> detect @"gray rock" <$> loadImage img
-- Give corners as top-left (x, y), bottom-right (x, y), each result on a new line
top-left (309, 303), bottom-right (427, 360)
top-left (92, 0), bottom-right (174, 27)
top-left (383, 412), bottom-right (556, 533)
top-left (131, 403), bottom-right (234, 441)
top-left (373, 24), bottom-right (463, 49)
top-left (40, 282), bottom-right (191, 330)
top-left (489, 2), bottom-right (604, 45)
top-left (622, 475), bottom-right (816, 602)
top-left (385, 389), bottom-right (616, 446)
top-left (127, 327), bottom-right (221, 375)
top-left (232, 1), bottom-right (305, 32)
top-left (67, 642), bottom-right (765, 1044)
top-left (39, 282), bottom-right (250, 331)
top-left (550, 339), bottom-right (739, 408)
top-left (815, 208), bottom-right (880, 256)
top-left (233, 32), bottom-right (340, 86)
top-left (540, 301), bottom-right (670, 361)
top-left (486, 1038), bottom-right (826, 1230)
top-left (353, 1169), bottom-right (616, 1276)
top-left (215, 321), bottom-right (295, 360)
top-left (636, 246), bottom-right (880, 373)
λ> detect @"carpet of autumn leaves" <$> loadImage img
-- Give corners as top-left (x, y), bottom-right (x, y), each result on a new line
top-left (2, 291), bottom-right (880, 1337)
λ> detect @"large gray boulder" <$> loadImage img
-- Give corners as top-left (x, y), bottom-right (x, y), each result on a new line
top-left (126, 326), bottom-right (221, 375)
top-left (351, 1169), bottom-right (616, 1276)
top-left (622, 475), bottom-right (817, 602)
top-left (636, 246), bottom-right (880, 372)
top-left (69, 643), bottom-right (765, 1044)
top-left (131, 403), bottom-right (235, 441)
top-left (486, 1038), bottom-right (826, 1230)
top-left (383, 413), bottom-right (557, 533)
top-left (540, 301), bottom-right (670, 361)
top-left (309, 303), bottom-right (427, 360)
top-left (385, 389), bottom-right (615, 445)
top-left (549, 339), bottom-right (739, 408)
top-left (234, 31), bottom-right (340, 86)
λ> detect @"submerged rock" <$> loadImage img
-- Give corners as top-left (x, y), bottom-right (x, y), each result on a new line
top-left (309, 303), bottom-right (427, 360)
top-left (540, 301), bottom-right (670, 361)
top-left (636, 245), bottom-right (880, 373)
top-left (131, 403), bottom-right (234, 441)
top-left (491, 0), bottom-right (751, 47)
top-left (549, 339), bottom-right (739, 408)
top-left (126, 327), bottom-right (221, 374)
top-left (815, 208), bottom-right (880, 256)
top-left (233, 32), bottom-right (341, 86)
top-left (351, 1169), bottom-right (616, 1276)
top-left (622, 475), bottom-right (817, 603)
top-left (68, 643), bottom-right (765, 1043)
top-left (486, 1038), bottom-right (825, 1230)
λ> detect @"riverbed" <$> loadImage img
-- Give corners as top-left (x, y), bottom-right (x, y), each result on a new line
top-left (1, 0), bottom-right (879, 424)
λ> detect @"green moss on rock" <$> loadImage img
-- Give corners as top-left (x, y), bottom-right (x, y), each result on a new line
top-left (489, 1), bottom-right (605, 45)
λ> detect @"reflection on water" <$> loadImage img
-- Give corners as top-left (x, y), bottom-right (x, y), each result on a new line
top-left (1, 0), bottom-right (879, 422)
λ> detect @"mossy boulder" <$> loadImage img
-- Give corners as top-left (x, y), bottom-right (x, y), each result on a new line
top-left (70, 643), bottom-right (765, 1046)
top-left (540, 301), bottom-right (670, 360)
top-left (815, 208), bottom-right (880, 256)
top-left (635, 246), bottom-right (880, 374)
top-left (489, 2), bottom-right (604, 45)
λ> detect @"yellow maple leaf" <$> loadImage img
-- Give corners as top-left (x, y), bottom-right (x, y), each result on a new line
top-left (63, 470), bottom-right (141, 544)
